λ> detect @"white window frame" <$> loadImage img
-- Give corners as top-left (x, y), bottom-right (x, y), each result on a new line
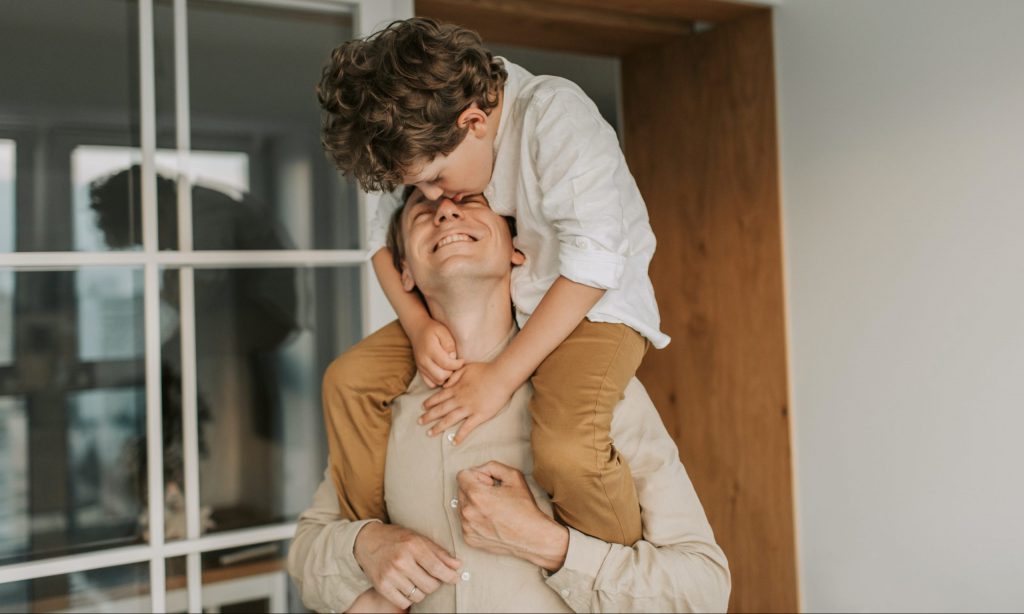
top-left (0, 0), bottom-right (412, 611)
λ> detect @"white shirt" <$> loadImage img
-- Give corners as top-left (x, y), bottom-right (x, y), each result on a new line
top-left (367, 59), bottom-right (670, 349)
top-left (288, 329), bottom-right (730, 613)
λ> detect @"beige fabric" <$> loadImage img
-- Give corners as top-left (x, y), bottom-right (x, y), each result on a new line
top-left (288, 332), bottom-right (730, 613)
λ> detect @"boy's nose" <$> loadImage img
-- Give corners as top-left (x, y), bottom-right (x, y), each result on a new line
top-left (420, 183), bottom-right (444, 200)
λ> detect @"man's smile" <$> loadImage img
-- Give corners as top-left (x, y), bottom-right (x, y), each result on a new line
top-left (432, 232), bottom-right (478, 252)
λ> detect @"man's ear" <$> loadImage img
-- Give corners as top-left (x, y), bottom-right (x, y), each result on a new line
top-left (400, 264), bottom-right (417, 292)
top-left (511, 249), bottom-right (526, 266)
top-left (457, 105), bottom-right (488, 139)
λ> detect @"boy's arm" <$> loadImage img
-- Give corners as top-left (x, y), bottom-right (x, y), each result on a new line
top-left (373, 247), bottom-right (463, 387)
top-left (421, 276), bottom-right (603, 443)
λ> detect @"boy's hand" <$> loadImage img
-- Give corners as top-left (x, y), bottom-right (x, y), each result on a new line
top-left (410, 319), bottom-right (464, 388)
top-left (420, 363), bottom-right (517, 444)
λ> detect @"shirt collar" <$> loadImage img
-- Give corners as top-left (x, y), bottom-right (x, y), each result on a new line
top-left (491, 57), bottom-right (521, 155)
top-left (406, 323), bottom-right (518, 394)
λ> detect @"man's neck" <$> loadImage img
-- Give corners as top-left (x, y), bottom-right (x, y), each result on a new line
top-left (424, 279), bottom-right (513, 363)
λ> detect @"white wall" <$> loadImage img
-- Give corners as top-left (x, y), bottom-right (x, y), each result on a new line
top-left (774, 1), bottom-right (1024, 611)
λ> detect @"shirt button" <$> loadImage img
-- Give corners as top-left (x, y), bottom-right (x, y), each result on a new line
top-left (574, 238), bottom-right (588, 249)
top-left (560, 589), bottom-right (570, 597)
top-left (447, 432), bottom-right (456, 444)
top-left (450, 498), bottom-right (459, 508)
top-left (460, 571), bottom-right (471, 582)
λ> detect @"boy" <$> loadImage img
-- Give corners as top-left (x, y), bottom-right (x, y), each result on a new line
top-left (317, 18), bottom-right (669, 546)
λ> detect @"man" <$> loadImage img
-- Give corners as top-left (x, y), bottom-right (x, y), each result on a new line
top-left (288, 189), bottom-right (729, 613)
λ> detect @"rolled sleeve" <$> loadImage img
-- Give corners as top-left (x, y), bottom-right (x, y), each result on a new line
top-left (558, 236), bottom-right (626, 290)
top-left (287, 466), bottom-right (381, 613)
top-left (530, 88), bottom-right (629, 291)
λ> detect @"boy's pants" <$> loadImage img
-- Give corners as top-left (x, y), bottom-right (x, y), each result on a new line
top-left (322, 319), bottom-right (646, 545)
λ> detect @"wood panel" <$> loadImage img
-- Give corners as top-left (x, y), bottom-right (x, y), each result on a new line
top-left (417, 0), bottom-right (691, 56)
top-left (551, 0), bottom-right (770, 22)
top-left (622, 13), bottom-right (798, 613)
top-left (417, 0), bottom-right (769, 56)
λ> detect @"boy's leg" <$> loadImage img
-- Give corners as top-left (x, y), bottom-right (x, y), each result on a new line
top-left (322, 320), bottom-right (416, 521)
top-left (530, 320), bottom-right (649, 546)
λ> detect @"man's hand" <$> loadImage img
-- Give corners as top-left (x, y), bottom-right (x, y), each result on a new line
top-left (346, 588), bottom-right (406, 614)
top-left (456, 462), bottom-right (569, 572)
top-left (353, 522), bottom-right (462, 609)
top-left (420, 363), bottom-right (517, 444)
top-left (410, 318), bottom-right (464, 388)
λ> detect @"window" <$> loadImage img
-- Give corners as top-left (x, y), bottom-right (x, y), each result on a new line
top-left (0, 1), bottom-right (399, 611)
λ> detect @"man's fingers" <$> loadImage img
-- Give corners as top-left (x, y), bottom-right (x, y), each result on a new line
top-left (380, 586), bottom-right (412, 610)
top-left (427, 408), bottom-right (469, 436)
top-left (420, 552), bottom-right (460, 585)
top-left (475, 460), bottom-right (519, 482)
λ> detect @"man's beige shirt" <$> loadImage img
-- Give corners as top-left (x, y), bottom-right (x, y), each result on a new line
top-left (289, 331), bottom-right (730, 613)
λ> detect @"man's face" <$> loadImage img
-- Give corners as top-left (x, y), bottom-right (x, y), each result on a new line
top-left (399, 189), bottom-right (522, 295)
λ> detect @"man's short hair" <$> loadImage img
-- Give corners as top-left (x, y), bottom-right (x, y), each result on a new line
top-left (385, 188), bottom-right (516, 274)
top-left (317, 18), bottom-right (507, 193)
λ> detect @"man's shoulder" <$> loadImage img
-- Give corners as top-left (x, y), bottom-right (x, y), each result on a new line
top-left (614, 377), bottom-right (665, 428)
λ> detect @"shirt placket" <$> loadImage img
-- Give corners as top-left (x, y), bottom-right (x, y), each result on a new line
top-left (440, 426), bottom-right (468, 611)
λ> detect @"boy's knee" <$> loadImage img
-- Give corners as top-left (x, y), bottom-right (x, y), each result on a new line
top-left (532, 433), bottom-right (604, 487)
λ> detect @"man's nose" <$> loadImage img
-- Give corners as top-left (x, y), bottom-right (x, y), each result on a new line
top-left (434, 198), bottom-right (462, 224)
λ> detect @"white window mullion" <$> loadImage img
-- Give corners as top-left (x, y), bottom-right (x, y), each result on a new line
top-left (0, 523), bottom-right (298, 585)
top-left (0, 249), bottom-right (369, 269)
top-left (355, 0), bottom-right (412, 335)
top-left (171, 0), bottom-right (203, 611)
top-left (139, 0), bottom-right (167, 611)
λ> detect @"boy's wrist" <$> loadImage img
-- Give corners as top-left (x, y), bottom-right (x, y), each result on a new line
top-left (490, 354), bottom-right (531, 393)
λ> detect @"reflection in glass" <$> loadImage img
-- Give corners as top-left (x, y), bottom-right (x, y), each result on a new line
top-left (73, 146), bottom-right (251, 251)
top-left (199, 540), bottom-right (308, 613)
top-left (0, 0), bottom-right (140, 252)
top-left (0, 269), bottom-right (146, 565)
top-left (187, 1), bottom-right (358, 250)
top-left (0, 562), bottom-right (149, 614)
top-left (157, 267), bottom-right (360, 534)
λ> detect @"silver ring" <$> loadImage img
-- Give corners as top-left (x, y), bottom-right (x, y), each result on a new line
top-left (405, 586), bottom-right (420, 599)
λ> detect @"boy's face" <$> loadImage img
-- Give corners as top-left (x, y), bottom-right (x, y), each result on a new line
top-left (402, 104), bottom-right (496, 202)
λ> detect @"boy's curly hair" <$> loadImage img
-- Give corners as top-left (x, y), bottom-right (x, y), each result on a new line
top-left (317, 18), bottom-right (507, 192)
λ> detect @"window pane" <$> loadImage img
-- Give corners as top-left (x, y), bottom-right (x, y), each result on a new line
top-left (0, 0), bottom-right (141, 252)
top-left (0, 562), bottom-right (150, 613)
top-left (159, 266), bottom-right (360, 533)
top-left (198, 540), bottom-right (305, 613)
top-left (0, 140), bottom-right (14, 252)
top-left (0, 269), bottom-right (146, 565)
top-left (73, 146), bottom-right (255, 252)
top-left (187, 2), bottom-right (359, 251)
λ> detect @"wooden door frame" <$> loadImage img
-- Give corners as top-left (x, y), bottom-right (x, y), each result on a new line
top-left (415, 2), bottom-right (797, 612)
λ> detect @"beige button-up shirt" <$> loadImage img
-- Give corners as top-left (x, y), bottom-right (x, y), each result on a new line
top-left (288, 331), bottom-right (729, 613)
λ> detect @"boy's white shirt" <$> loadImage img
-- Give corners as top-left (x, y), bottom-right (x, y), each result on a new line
top-left (368, 59), bottom-right (670, 349)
